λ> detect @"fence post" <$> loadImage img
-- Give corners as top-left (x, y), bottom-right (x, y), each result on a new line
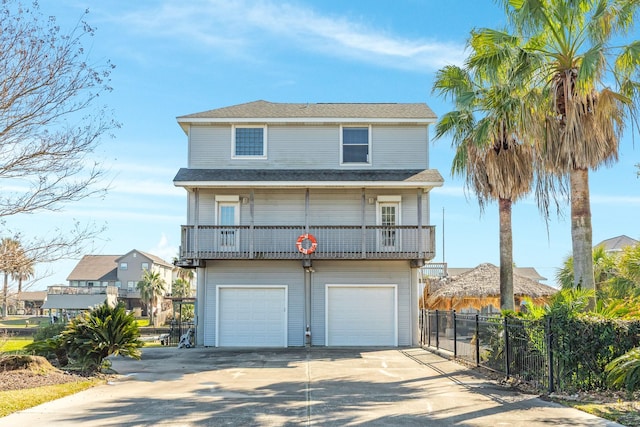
top-left (435, 310), bottom-right (440, 350)
top-left (503, 316), bottom-right (510, 379)
top-left (547, 316), bottom-right (554, 393)
top-left (475, 314), bottom-right (480, 367)
top-left (453, 310), bottom-right (457, 358)
top-left (427, 310), bottom-right (431, 347)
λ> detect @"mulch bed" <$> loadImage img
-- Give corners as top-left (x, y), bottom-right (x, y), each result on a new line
top-left (0, 354), bottom-right (98, 392)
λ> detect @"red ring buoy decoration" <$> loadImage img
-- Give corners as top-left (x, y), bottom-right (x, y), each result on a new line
top-left (296, 233), bottom-right (318, 255)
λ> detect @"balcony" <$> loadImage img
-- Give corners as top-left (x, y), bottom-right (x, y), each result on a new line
top-left (178, 225), bottom-right (435, 265)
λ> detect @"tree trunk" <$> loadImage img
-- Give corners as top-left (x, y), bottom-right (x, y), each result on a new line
top-left (2, 273), bottom-right (7, 318)
top-left (499, 197), bottom-right (515, 311)
top-left (570, 167), bottom-right (596, 303)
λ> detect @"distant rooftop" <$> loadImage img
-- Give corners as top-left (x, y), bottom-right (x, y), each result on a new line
top-left (595, 235), bottom-right (639, 253)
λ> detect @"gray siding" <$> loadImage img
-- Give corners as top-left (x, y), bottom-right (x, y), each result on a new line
top-left (187, 124), bottom-right (429, 169)
top-left (189, 126), bottom-right (231, 168)
top-left (310, 260), bottom-right (412, 346)
top-left (202, 260), bottom-right (305, 346)
top-left (192, 189), bottom-right (427, 226)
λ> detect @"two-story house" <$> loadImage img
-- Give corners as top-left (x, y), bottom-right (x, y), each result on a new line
top-left (55, 249), bottom-right (174, 316)
top-left (174, 100), bottom-right (443, 348)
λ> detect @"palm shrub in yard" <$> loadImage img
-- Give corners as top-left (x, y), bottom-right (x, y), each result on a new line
top-left (60, 302), bottom-right (143, 371)
top-left (25, 322), bottom-right (69, 366)
top-left (606, 347), bottom-right (640, 393)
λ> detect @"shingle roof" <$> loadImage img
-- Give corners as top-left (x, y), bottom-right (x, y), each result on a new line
top-left (174, 168), bottom-right (444, 187)
top-left (595, 235), bottom-right (639, 253)
top-left (178, 100), bottom-right (437, 120)
top-left (66, 255), bottom-right (119, 281)
top-left (137, 250), bottom-right (174, 268)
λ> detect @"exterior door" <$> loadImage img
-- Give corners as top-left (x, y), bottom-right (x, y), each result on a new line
top-left (378, 202), bottom-right (399, 251)
top-left (217, 202), bottom-right (239, 251)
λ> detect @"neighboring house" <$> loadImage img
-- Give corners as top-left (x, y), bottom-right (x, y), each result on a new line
top-left (173, 100), bottom-right (444, 348)
top-left (45, 249), bottom-right (174, 317)
top-left (447, 266), bottom-right (547, 282)
top-left (594, 235), bottom-right (639, 255)
top-left (16, 291), bottom-right (47, 315)
top-left (423, 263), bottom-right (557, 313)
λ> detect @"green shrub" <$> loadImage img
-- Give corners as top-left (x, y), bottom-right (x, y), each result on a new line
top-left (60, 302), bottom-right (143, 371)
top-left (606, 347), bottom-right (640, 392)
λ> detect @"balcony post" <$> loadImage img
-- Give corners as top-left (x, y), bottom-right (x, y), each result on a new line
top-left (305, 189), bottom-right (310, 234)
top-left (249, 190), bottom-right (255, 259)
top-left (361, 189), bottom-right (366, 258)
top-left (417, 190), bottom-right (423, 258)
top-left (194, 188), bottom-right (200, 258)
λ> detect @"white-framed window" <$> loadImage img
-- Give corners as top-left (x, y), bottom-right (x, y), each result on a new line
top-left (115, 281), bottom-right (122, 288)
top-left (376, 196), bottom-right (401, 250)
top-left (120, 262), bottom-right (128, 270)
top-left (341, 125), bottom-right (371, 164)
top-left (215, 195), bottom-right (240, 250)
top-left (141, 262), bottom-right (149, 270)
top-left (232, 125), bottom-right (267, 158)
top-left (128, 281), bottom-right (136, 291)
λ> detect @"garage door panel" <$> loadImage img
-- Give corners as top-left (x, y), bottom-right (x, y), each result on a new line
top-left (218, 287), bottom-right (287, 347)
top-left (327, 286), bottom-right (397, 346)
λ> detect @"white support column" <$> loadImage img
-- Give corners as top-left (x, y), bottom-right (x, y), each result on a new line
top-left (410, 265), bottom-right (420, 346)
top-left (195, 264), bottom-right (206, 346)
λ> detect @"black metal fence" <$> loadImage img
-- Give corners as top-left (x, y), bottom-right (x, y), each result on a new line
top-left (420, 310), bottom-right (552, 392)
top-left (165, 320), bottom-right (195, 347)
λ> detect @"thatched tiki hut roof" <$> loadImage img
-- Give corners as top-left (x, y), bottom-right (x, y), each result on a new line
top-left (423, 263), bottom-right (557, 312)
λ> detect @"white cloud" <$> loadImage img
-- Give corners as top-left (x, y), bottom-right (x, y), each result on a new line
top-left (148, 232), bottom-right (178, 263)
top-left (115, 0), bottom-right (465, 71)
top-left (592, 194), bottom-right (640, 205)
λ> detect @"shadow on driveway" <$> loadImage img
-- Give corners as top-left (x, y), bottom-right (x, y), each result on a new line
top-left (0, 347), bottom-right (623, 426)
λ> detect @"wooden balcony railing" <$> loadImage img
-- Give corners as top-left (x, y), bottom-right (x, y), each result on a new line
top-left (178, 225), bottom-right (436, 262)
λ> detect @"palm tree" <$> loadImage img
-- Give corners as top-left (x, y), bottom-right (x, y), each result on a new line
top-left (483, 0), bottom-right (640, 303)
top-left (11, 250), bottom-right (35, 313)
top-left (0, 238), bottom-right (20, 318)
top-left (136, 269), bottom-right (167, 327)
top-left (172, 278), bottom-right (192, 298)
top-left (432, 36), bottom-right (537, 310)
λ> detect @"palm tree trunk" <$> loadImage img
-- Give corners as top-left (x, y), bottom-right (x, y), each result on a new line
top-left (570, 167), bottom-right (596, 302)
top-left (499, 197), bottom-right (515, 311)
top-left (2, 273), bottom-right (8, 318)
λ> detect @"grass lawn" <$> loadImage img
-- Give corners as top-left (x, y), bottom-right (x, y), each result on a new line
top-left (135, 318), bottom-right (150, 327)
top-left (0, 379), bottom-right (103, 417)
top-left (0, 316), bottom-right (49, 328)
top-left (555, 398), bottom-right (640, 426)
top-left (0, 337), bottom-right (33, 353)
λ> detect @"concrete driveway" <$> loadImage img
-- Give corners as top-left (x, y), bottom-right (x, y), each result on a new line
top-left (0, 347), bottom-right (623, 426)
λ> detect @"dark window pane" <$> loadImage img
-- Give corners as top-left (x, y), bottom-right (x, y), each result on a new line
top-left (343, 145), bottom-right (368, 163)
top-left (342, 127), bottom-right (369, 163)
top-left (343, 127), bottom-right (368, 145)
top-left (235, 128), bottom-right (264, 156)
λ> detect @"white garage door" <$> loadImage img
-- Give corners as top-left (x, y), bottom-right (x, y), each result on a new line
top-left (326, 285), bottom-right (397, 346)
top-left (217, 286), bottom-right (287, 347)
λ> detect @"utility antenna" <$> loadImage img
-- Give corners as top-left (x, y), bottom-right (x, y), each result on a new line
top-left (442, 207), bottom-right (445, 264)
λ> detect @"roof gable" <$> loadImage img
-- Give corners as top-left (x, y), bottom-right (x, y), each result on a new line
top-left (66, 255), bottom-right (119, 281)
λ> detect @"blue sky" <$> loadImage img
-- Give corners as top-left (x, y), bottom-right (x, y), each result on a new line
top-left (11, 0), bottom-right (640, 289)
